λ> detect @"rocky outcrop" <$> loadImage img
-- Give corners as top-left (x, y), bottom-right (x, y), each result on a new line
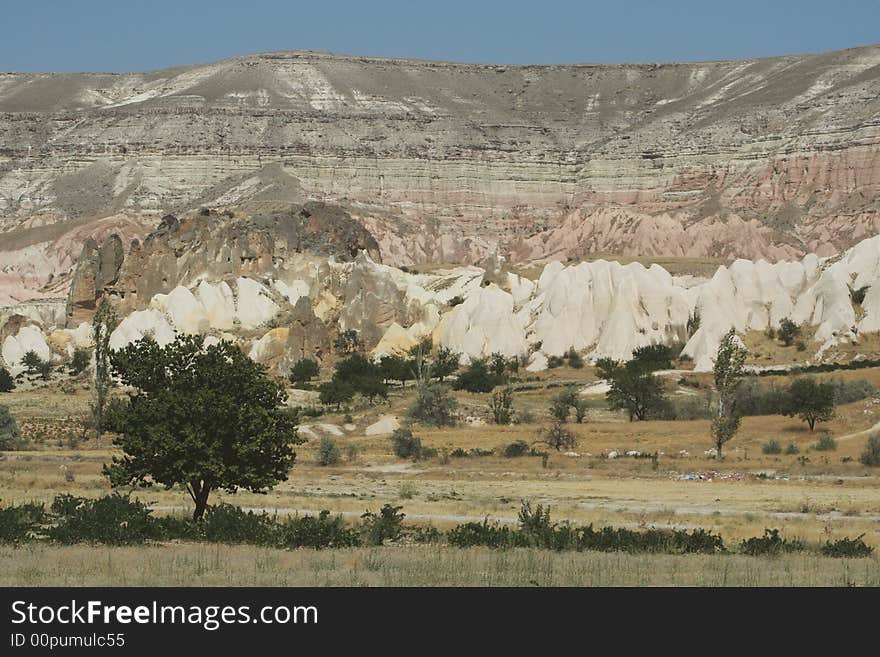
top-left (0, 46), bottom-right (878, 272)
top-left (65, 233), bottom-right (125, 325)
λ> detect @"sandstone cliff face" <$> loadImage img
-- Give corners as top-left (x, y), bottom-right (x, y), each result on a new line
top-left (1, 46), bottom-right (878, 269)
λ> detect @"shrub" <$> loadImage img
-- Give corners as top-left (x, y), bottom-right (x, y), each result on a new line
top-left (453, 359), bottom-right (503, 392)
top-left (47, 494), bottom-right (157, 546)
top-left (784, 442), bottom-right (800, 455)
top-left (333, 329), bottom-right (363, 355)
top-left (361, 504), bottom-right (405, 546)
top-left (502, 440), bottom-right (531, 458)
top-left (70, 349), bottom-right (91, 376)
top-left (390, 428), bottom-right (423, 459)
top-left (859, 433), bottom-right (880, 466)
top-left (101, 396), bottom-right (129, 434)
top-left (565, 348), bottom-right (584, 369)
top-left (0, 368), bottom-right (14, 392)
top-left (289, 358), bottom-right (319, 386)
top-left (513, 408), bottom-right (536, 424)
top-left (447, 519), bottom-right (520, 549)
top-left (777, 318), bottom-right (801, 346)
top-left (316, 437), bottom-right (341, 466)
top-left (631, 344), bottom-right (674, 370)
top-left (406, 382), bottom-right (458, 426)
top-left (0, 405), bottom-right (20, 450)
top-left (22, 350), bottom-right (42, 374)
top-left (0, 502), bottom-right (46, 544)
top-left (761, 439), bottom-right (782, 455)
top-left (277, 511), bottom-right (360, 549)
top-left (546, 355), bottom-right (565, 369)
top-left (814, 435), bottom-right (837, 451)
top-left (539, 421), bottom-right (577, 451)
top-left (820, 535), bottom-right (873, 558)
top-left (739, 528), bottom-right (806, 556)
top-left (489, 386), bottom-right (514, 424)
top-left (200, 504), bottom-right (276, 545)
top-left (832, 379), bottom-right (875, 404)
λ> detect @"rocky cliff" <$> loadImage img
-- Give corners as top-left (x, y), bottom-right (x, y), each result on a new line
top-left (1, 45), bottom-right (879, 275)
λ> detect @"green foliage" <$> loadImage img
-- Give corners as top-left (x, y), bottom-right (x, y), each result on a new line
top-left (711, 328), bottom-right (747, 458)
top-left (686, 310), bottom-right (701, 338)
top-left (431, 346), bottom-right (460, 382)
top-left (597, 357), bottom-right (667, 421)
top-left (0, 367), bottom-right (15, 392)
top-left (390, 427), bottom-right (423, 460)
top-left (21, 350), bottom-right (42, 374)
top-left (539, 420), bottom-right (577, 451)
top-left (785, 442), bottom-right (800, 455)
top-left (784, 377), bottom-right (836, 431)
top-left (777, 317), bottom-right (801, 347)
top-left (70, 349), bottom-right (91, 376)
top-left (333, 329), bottom-right (363, 354)
top-left (502, 440), bottom-right (531, 457)
top-left (546, 355), bottom-right (564, 369)
top-left (814, 435), bottom-right (837, 451)
top-left (316, 437), bottom-right (341, 466)
top-left (859, 433), bottom-right (880, 466)
top-left (318, 378), bottom-right (355, 410)
top-left (453, 358), bottom-right (503, 393)
top-left (47, 494), bottom-right (156, 546)
top-left (92, 298), bottom-right (118, 447)
top-left (200, 504), bottom-right (276, 545)
top-left (406, 382), bottom-right (458, 426)
top-left (333, 353), bottom-right (387, 402)
top-left (631, 344), bottom-right (674, 370)
top-left (289, 358), bottom-right (319, 386)
top-left (0, 405), bottom-right (20, 450)
top-left (0, 502), bottom-right (46, 544)
top-left (761, 439), bottom-right (782, 455)
top-left (277, 511), bottom-right (360, 548)
top-left (820, 535), bottom-right (873, 558)
top-left (379, 354), bottom-right (416, 386)
top-left (104, 335), bottom-right (300, 520)
top-left (360, 504), bottom-right (405, 546)
top-left (489, 386), bottom-right (514, 424)
top-left (739, 528), bottom-right (806, 556)
top-left (849, 284), bottom-right (870, 306)
top-left (565, 348), bottom-right (584, 369)
top-left (101, 396), bottom-right (129, 434)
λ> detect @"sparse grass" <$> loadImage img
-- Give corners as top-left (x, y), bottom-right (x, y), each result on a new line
top-left (1, 544), bottom-right (877, 586)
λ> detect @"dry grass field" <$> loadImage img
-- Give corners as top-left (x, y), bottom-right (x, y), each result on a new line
top-left (2, 361), bottom-right (880, 586)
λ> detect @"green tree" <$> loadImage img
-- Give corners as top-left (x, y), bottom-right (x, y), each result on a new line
top-left (289, 358), bottom-right (319, 386)
top-left (489, 386), bottom-right (514, 425)
top-left (453, 358), bottom-right (503, 393)
top-left (316, 437), bottom-right (341, 466)
top-left (333, 329), bottom-right (363, 355)
top-left (406, 382), bottom-right (458, 427)
top-left (21, 350), bottom-right (42, 374)
top-left (777, 318), bottom-right (801, 347)
top-left (334, 353), bottom-right (387, 402)
top-left (379, 354), bottom-right (415, 386)
top-left (687, 309), bottom-right (701, 338)
top-left (318, 378), bottom-right (355, 411)
top-left (0, 404), bottom-right (19, 450)
top-left (631, 344), bottom-right (674, 370)
top-left (92, 298), bottom-right (118, 447)
top-left (597, 358), bottom-right (667, 421)
top-left (784, 377), bottom-right (835, 432)
top-left (37, 361), bottom-right (52, 381)
top-left (539, 420), bottom-right (577, 451)
top-left (860, 433), bottom-right (880, 467)
top-left (711, 328), bottom-right (747, 459)
top-left (0, 368), bottom-right (14, 393)
top-left (432, 346), bottom-right (460, 382)
top-left (70, 348), bottom-right (91, 376)
top-left (103, 335), bottom-right (300, 521)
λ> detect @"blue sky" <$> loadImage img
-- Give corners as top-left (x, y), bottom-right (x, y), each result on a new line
top-left (2, 0), bottom-right (878, 72)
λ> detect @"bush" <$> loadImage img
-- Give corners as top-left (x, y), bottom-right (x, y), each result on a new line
top-left (739, 528), bottom-right (806, 556)
top-left (565, 348), bottom-right (584, 369)
top-left (784, 442), bottom-right (800, 455)
top-left (47, 494), bottom-right (157, 545)
top-left (489, 386), bottom-right (514, 424)
top-left (70, 349), bottom-right (91, 376)
top-left (502, 440), bottom-right (531, 458)
top-left (539, 421), bottom-right (577, 451)
top-left (833, 379), bottom-right (876, 404)
top-left (316, 437), bottom-right (341, 466)
top-left (360, 504), bottom-right (405, 546)
top-left (778, 318), bottom-right (801, 347)
top-left (546, 355), bottom-right (564, 369)
top-left (391, 428), bottom-right (423, 459)
top-left (0, 405), bottom-right (20, 450)
top-left (0, 502), bottom-right (46, 544)
top-left (0, 368), bottom-right (14, 392)
top-left (22, 350), bottom-right (42, 374)
top-left (761, 439), bottom-right (782, 455)
top-left (820, 535), bottom-right (873, 558)
top-left (631, 344), bottom-right (674, 370)
top-left (406, 382), bottom-right (458, 426)
top-left (289, 358), bottom-right (319, 386)
top-left (453, 359), bottom-right (503, 393)
top-left (859, 434), bottom-right (880, 466)
top-left (200, 504), bottom-right (276, 545)
top-left (814, 435), bottom-right (837, 451)
top-left (277, 511), bottom-right (360, 549)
